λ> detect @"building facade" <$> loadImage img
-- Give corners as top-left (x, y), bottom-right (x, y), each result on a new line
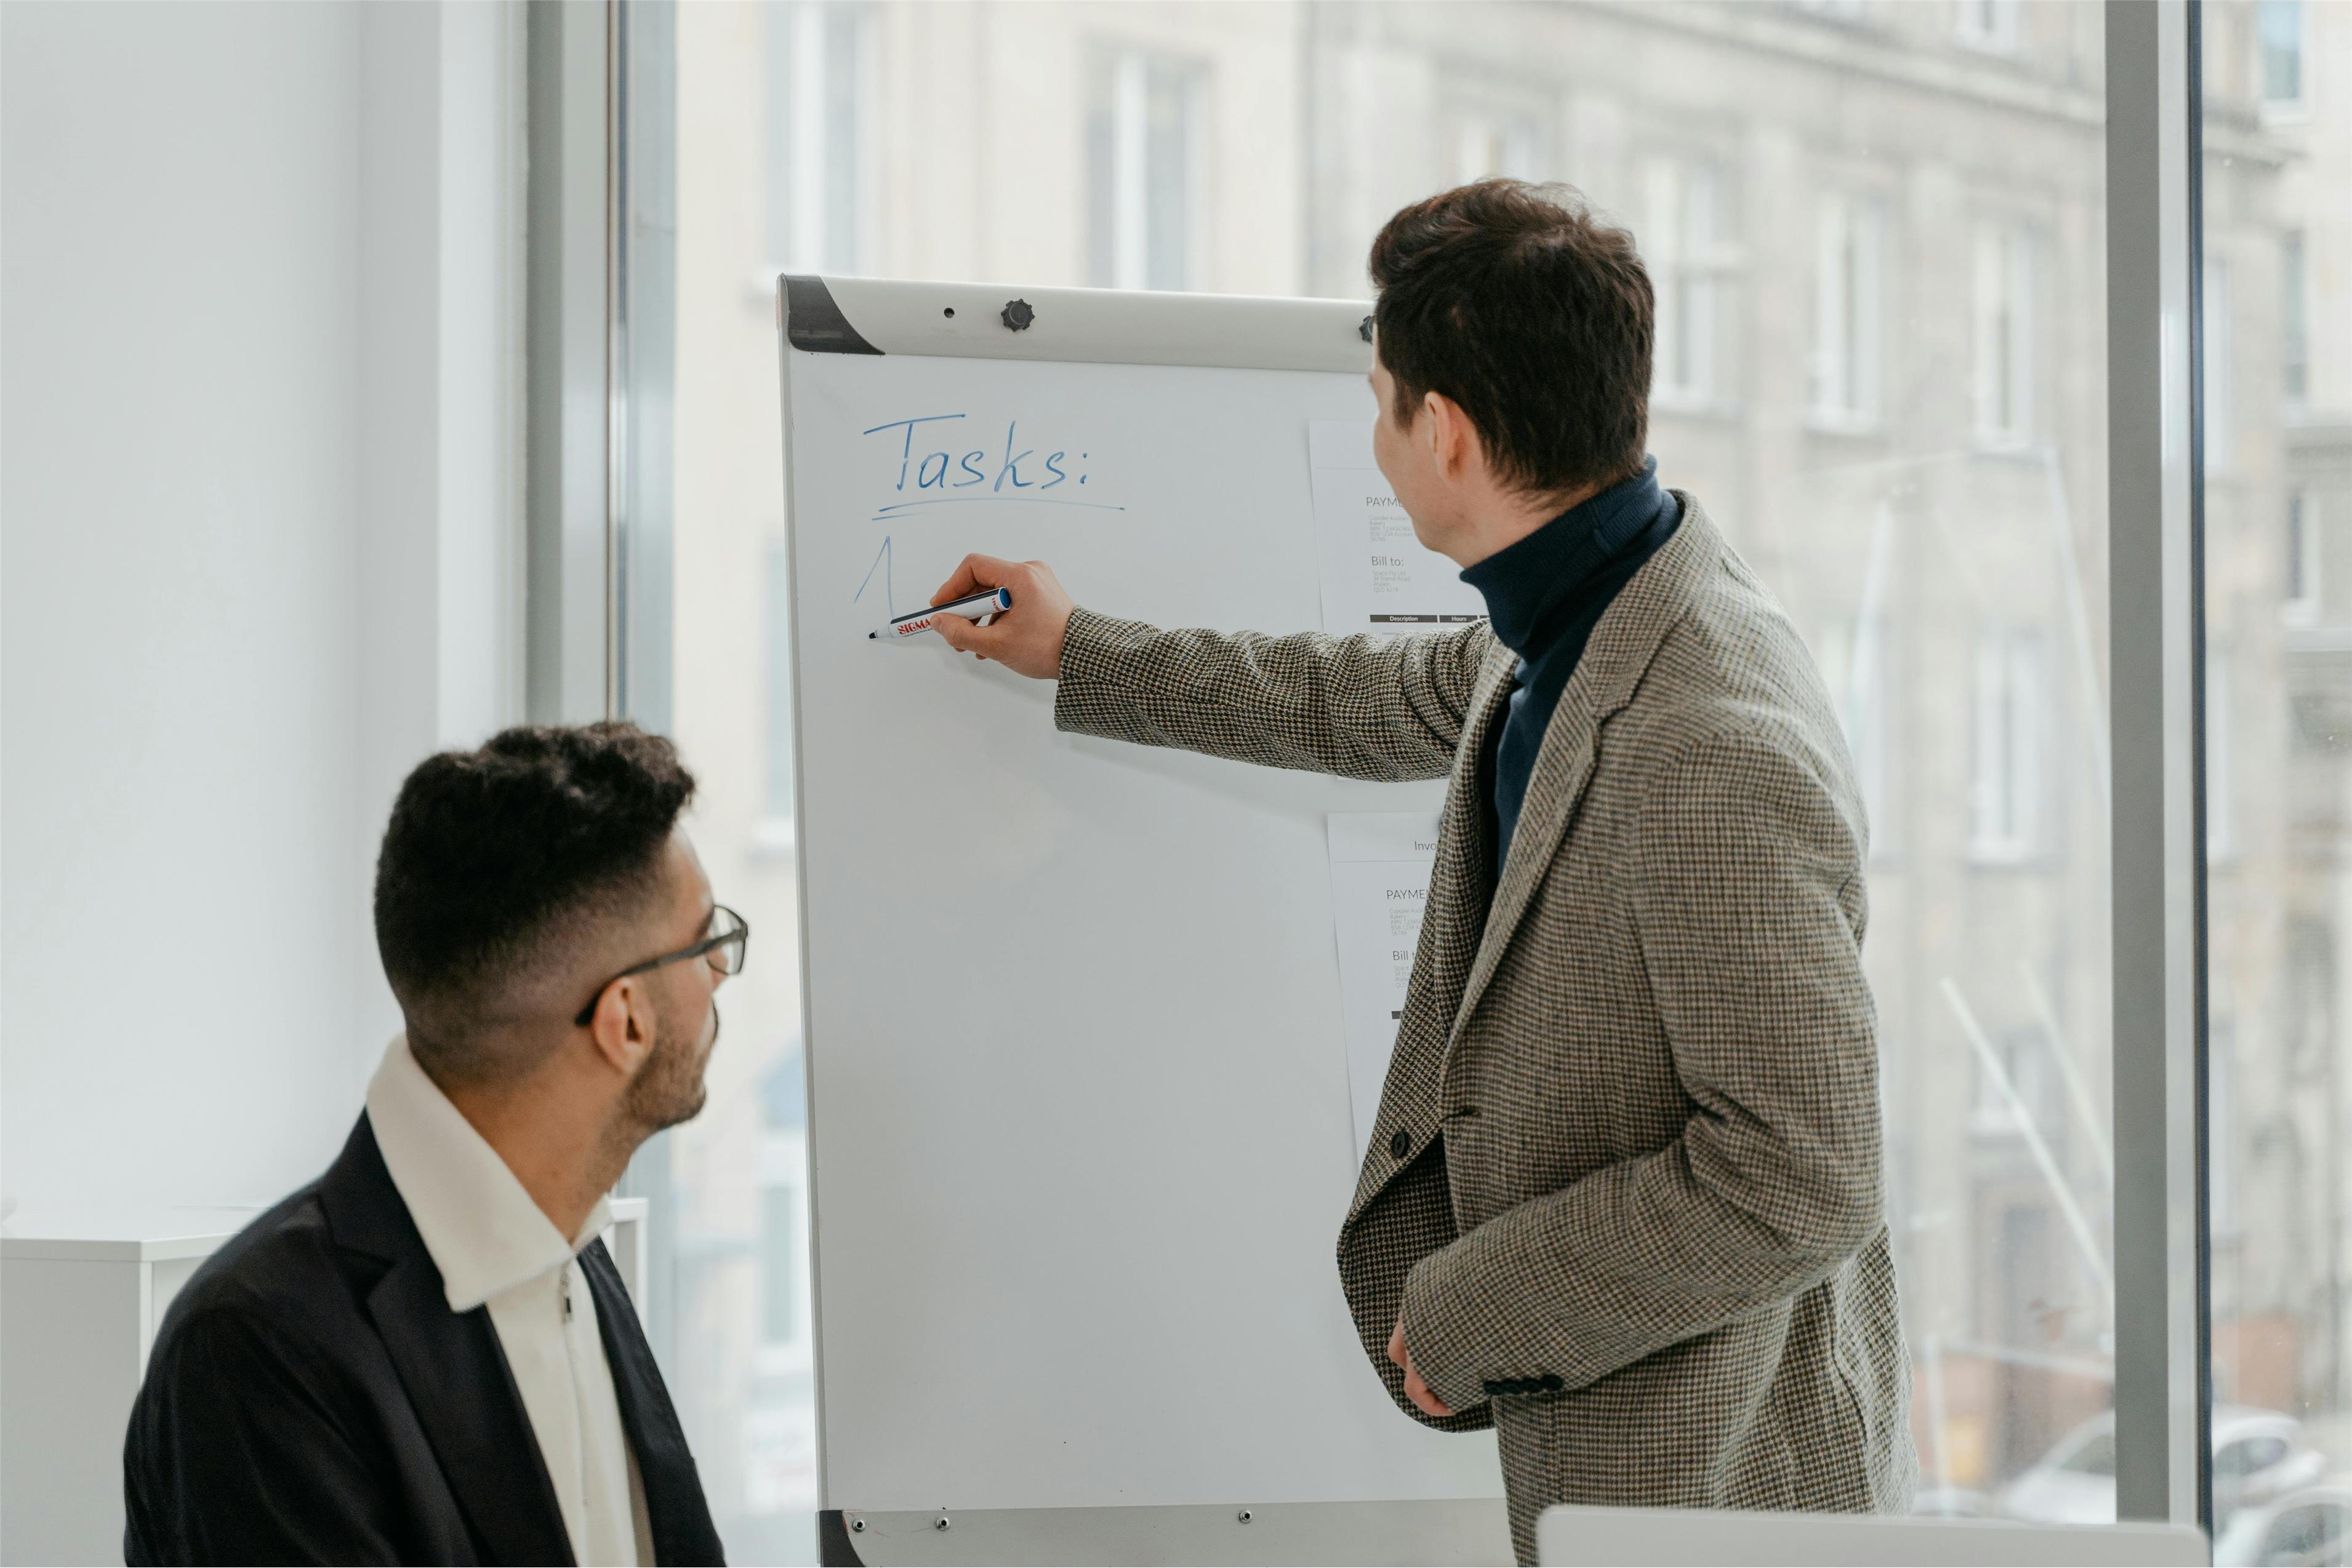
top-left (646, 2), bottom-right (2348, 1552)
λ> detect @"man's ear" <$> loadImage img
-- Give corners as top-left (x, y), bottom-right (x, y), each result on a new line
top-left (585, 977), bottom-right (656, 1077)
top-left (1423, 390), bottom-right (1476, 483)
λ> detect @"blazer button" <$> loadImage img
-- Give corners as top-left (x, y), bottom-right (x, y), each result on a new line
top-left (1389, 1128), bottom-right (1413, 1159)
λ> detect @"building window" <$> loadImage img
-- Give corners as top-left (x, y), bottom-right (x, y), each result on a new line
top-left (1973, 224), bottom-right (2036, 449)
top-left (766, 1), bottom-right (866, 273)
top-left (1645, 156), bottom-right (1735, 407)
top-left (1818, 610), bottom-right (1893, 855)
top-left (1088, 52), bottom-right (1195, 291)
top-left (1971, 624), bottom-right (2049, 862)
top-left (2287, 490), bottom-right (2321, 626)
top-left (1813, 193), bottom-right (1884, 428)
top-left (1956, 0), bottom-right (2021, 53)
top-left (2284, 231), bottom-right (2309, 406)
top-left (1447, 111), bottom-right (1542, 185)
top-left (2260, 0), bottom-right (2305, 111)
top-left (2204, 255), bottom-right (2233, 476)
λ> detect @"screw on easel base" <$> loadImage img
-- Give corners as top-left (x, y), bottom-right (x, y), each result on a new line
top-left (1238, 1509), bottom-right (1254, 1523)
top-left (848, 1518), bottom-right (865, 1534)
top-left (934, 1515), bottom-right (952, 1532)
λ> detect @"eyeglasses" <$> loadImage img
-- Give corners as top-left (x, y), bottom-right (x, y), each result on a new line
top-left (574, 904), bottom-right (750, 1028)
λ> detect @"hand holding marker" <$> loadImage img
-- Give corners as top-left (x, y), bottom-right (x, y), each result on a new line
top-left (870, 588), bottom-right (1011, 641)
top-left (921, 556), bottom-right (1080, 679)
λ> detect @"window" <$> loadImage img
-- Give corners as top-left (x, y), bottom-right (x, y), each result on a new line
top-left (2204, 255), bottom-right (2234, 475)
top-left (625, 3), bottom-right (2129, 1550)
top-left (2059, 1428), bottom-right (2117, 1478)
top-left (1812, 193), bottom-right (1885, 428)
top-left (2283, 230), bottom-right (2308, 406)
top-left (2286, 490), bottom-right (2321, 626)
top-left (766, 1), bottom-right (865, 273)
top-left (763, 542), bottom-right (795, 828)
top-left (2260, 1504), bottom-right (2350, 1564)
top-left (2259, 0), bottom-right (2305, 110)
top-left (1088, 52), bottom-right (1195, 291)
top-left (1973, 223), bottom-right (2036, 447)
top-left (2205, 0), bottom-right (2352, 1524)
top-left (1815, 605), bottom-right (1893, 857)
top-left (1645, 156), bottom-right (1734, 407)
top-left (1972, 625), bottom-right (2049, 862)
top-left (760, 1181), bottom-right (800, 1348)
top-left (1957, 0), bottom-right (2023, 53)
top-left (2215, 1433), bottom-right (2291, 1483)
top-left (1447, 110), bottom-right (1542, 185)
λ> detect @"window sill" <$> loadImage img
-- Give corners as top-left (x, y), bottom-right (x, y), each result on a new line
top-left (2284, 625), bottom-right (2352, 655)
top-left (1970, 435), bottom-right (2046, 465)
top-left (1807, 408), bottom-right (1885, 439)
top-left (1966, 842), bottom-right (2050, 870)
top-left (1652, 389), bottom-right (1743, 423)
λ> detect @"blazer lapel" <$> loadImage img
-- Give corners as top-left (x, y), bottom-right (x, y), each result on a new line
top-left (320, 1116), bottom-right (577, 1567)
top-left (1344, 639), bottom-right (1517, 1225)
top-left (1447, 495), bottom-right (1723, 1045)
top-left (580, 1241), bottom-right (724, 1567)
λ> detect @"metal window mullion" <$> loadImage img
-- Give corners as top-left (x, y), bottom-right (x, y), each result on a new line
top-left (525, 0), bottom-right (616, 726)
top-left (2106, 0), bottom-right (2210, 1530)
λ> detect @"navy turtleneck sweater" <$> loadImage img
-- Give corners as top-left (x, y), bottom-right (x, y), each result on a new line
top-left (1461, 457), bottom-right (1682, 862)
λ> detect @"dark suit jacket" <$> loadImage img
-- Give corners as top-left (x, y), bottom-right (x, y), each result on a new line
top-left (123, 1114), bottom-right (724, 1566)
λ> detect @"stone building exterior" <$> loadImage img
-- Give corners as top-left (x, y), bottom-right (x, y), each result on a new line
top-left (646, 2), bottom-right (2346, 1553)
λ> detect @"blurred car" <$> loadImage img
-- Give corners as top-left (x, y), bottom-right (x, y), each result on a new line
top-left (2215, 1485), bottom-right (2352, 1566)
top-left (1999, 1407), bottom-right (2327, 1529)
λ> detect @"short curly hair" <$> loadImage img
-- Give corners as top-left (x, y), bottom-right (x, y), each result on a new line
top-left (373, 722), bottom-right (696, 1080)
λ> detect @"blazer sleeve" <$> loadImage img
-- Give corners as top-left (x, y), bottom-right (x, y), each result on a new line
top-left (1051, 607), bottom-right (1495, 783)
top-left (126, 1300), bottom-right (407, 1567)
top-left (1394, 727), bottom-right (1884, 1412)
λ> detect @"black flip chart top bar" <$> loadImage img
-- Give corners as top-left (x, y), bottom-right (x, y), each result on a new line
top-left (781, 274), bottom-right (1375, 375)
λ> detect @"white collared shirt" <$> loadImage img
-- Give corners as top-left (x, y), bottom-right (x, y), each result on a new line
top-left (367, 1037), bottom-right (655, 1567)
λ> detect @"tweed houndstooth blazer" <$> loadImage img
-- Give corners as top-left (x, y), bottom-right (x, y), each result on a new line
top-left (1052, 497), bottom-right (1915, 1563)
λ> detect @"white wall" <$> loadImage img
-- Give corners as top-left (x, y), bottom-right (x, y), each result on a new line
top-left (1, 0), bottom-right (523, 1223)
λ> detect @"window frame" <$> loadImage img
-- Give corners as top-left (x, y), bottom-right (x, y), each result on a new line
top-left (541, 0), bottom-right (2225, 1535)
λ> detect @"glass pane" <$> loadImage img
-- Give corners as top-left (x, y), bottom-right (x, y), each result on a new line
top-left (2203, 0), bottom-right (2352, 1554)
top-left (627, 1), bottom-right (2114, 1554)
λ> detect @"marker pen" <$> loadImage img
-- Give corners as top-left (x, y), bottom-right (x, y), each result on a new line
top-left (869, 587), bottom-right (1011, 641)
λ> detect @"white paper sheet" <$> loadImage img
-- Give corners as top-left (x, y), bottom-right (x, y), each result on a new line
top-left (1327, 810), bottom-right (1445, 1162)
top-left (1310, 419), bottom-right (1486, 636)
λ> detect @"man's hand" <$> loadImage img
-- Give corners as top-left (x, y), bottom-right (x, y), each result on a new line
top-left (1387, 1314), bottom-right (1453, 1418)
top-left (928, 554), bottom-right (1075, 679)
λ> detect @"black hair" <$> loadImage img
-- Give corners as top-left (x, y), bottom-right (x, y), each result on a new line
top-left (373, 722), bottom-right (696, 1076)
top-left (1370, 179), bottom-right (1653, 497)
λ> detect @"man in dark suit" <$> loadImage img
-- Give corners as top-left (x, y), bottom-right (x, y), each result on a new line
top-left (126, 724), bottom-right (742, 1566)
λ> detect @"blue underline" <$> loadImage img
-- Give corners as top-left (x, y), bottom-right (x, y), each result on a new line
top-left (870, 497), bottom-right (1128, 518)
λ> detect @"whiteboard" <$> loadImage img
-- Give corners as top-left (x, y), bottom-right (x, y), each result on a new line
top-left (781, 278), bottom-right (1501, 1548)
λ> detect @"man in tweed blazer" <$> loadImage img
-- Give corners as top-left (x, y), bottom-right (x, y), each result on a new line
top-left (929, 182), bottom-right (1915, 1562)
